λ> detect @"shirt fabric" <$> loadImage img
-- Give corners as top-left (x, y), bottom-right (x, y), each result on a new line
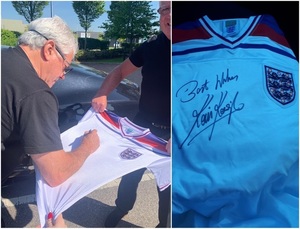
top-left (1, 46), bottom-right (63, 181)
top-left (36, 109), bottom-right (171, 227)
top-left (172, 15), bottom-right (299, 227)
top-left (129, 32), bottom-right (171, 126)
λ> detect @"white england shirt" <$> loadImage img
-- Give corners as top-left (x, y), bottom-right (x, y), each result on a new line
top-left (36, 109), bottom-right (170, 226)
top-left (172, 15), bottom-right (298, 227)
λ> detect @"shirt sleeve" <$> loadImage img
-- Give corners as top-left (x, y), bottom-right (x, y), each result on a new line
top-left (18, 90), bottom-right (63, 154)
top-left (129, 42), bottom-right (146, 68)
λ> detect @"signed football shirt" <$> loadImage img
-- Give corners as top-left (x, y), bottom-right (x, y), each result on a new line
top-left (36, 109), bottom-right (170, 226)
top-left (172, 15), bottom-right (299, 227)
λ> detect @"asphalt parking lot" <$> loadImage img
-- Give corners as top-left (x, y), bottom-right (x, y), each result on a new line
top-left (81, 62), bottom-right (142, 89)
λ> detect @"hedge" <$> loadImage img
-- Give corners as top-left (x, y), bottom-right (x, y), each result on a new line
top-left (78, 38), bottom-right (109, 50)
top-left (75, 48), bottom-right (125, 61)
top-left (1, 29), bottom-right (21, 46)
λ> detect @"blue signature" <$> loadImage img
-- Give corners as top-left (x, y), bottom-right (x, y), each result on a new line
top-left (177, 90), bottom-right (245, 148)
top-left (215, 68), bottom-right (238, 90)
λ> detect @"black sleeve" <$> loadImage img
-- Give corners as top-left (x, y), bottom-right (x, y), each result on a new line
top-left (129, 42), bottom-right (146, 68)
top-left (19, 90), bottom-right (63, 154)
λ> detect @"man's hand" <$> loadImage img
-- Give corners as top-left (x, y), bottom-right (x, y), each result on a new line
top-left (46, 212), bottom-right (67, 228)
top-left (92, 95), bottom-right (107, 113)
top-left (81, 129), bottom-right (100, 156)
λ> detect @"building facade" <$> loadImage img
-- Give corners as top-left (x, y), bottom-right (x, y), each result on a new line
top-left (1, 19), bottom-right (27, 33)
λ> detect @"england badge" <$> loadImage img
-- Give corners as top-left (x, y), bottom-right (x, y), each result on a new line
top-left (120, 148), bottom-right (142, 160)
top-left (265, 65), bottom-right (295, 105)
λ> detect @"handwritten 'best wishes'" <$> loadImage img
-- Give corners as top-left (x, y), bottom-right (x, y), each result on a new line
top-left (175, 68), bottom-right (245, 148)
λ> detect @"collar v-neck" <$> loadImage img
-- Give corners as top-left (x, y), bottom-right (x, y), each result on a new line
top-left (199, 15), bottom-right (261, 47)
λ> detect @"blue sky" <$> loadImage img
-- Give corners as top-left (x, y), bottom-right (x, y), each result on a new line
top-left (1, 1), bottom-right (160, 32)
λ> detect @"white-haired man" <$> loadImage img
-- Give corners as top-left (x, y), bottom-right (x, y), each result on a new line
top-left (1, 16), bottom-right (100, 227)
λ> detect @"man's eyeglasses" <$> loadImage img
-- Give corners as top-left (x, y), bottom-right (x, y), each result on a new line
top-left (157, 6), bottom-right (171, 16)
top-left (29, 29), bottom-right (73, 75)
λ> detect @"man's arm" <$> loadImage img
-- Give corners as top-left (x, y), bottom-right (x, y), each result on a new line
top-left (31, 129), bottom-right (99, 187)
top-left (92, 58), bottom-right (138, 113)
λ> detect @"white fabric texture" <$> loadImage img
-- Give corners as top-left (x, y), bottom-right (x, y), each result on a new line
top-left (35, 108), bottom-right (170, 226)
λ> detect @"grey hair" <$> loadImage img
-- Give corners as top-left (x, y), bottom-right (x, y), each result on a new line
top-left (18, 16), bottom-right (78, 56)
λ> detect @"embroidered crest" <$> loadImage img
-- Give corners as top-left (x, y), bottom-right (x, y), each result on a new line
top-left (265, 66), bottom-right (295, 105)
top-left (122, 126), bottom-right (135, 136)
top-left (120, 148), bottom-right (142, 160)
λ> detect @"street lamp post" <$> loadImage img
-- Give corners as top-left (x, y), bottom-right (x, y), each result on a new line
top-left (50, 1), bottom-right (53, 17)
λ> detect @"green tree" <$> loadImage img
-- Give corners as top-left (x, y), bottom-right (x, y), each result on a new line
top-left (1, 29), bottom-right (20, 46)
top-left (102, 1), bottom-right (159, 55)
top-left (73, 1), bottom-right (105, 50)
top-left (12, 1), bottom-right (49, 23)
